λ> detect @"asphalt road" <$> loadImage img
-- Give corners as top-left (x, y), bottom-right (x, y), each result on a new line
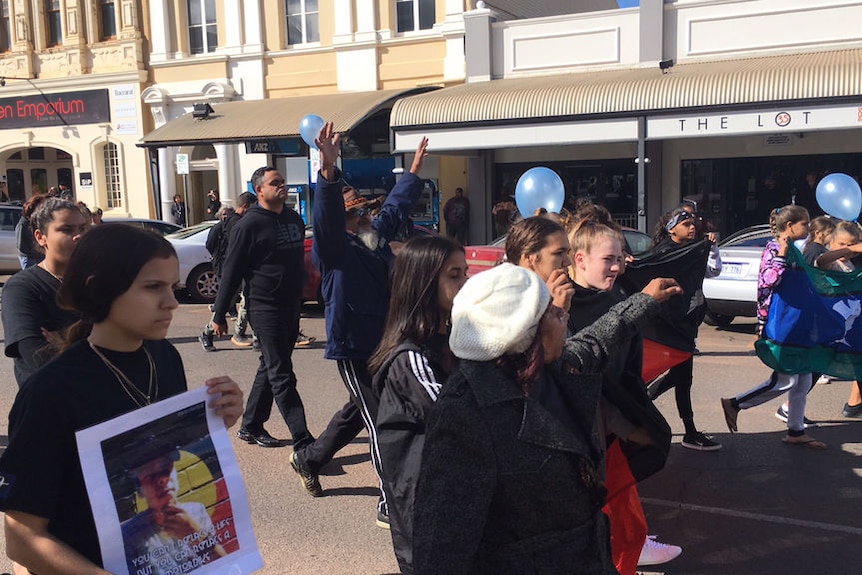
top-left (0, 295), bottom-right (859, 575)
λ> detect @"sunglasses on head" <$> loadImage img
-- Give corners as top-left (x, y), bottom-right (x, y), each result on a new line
top-left (348, 207), bottom-right (371, 217)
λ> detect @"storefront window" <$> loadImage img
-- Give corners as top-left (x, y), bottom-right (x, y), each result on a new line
top-left (103, 142), bottom-right (122, 208)
top-left (495, 159), bottom-right (639, 229)
top-left (680, 153), bottom-right (862, 237)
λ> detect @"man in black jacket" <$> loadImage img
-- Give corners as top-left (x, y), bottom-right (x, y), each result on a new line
top-left (211, 170), bottom-right (313, 450)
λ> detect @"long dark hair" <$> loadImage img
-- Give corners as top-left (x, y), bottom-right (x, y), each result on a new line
top-left (58, 224), bottom-right (177, 345)
top-left (368, 235), bottom-right (464, 377)
top-left (505, 216), bottom-right (566, 264)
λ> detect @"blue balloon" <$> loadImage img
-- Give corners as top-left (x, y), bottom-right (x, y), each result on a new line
top-left (514, 167), bottom-right (565, 217)
top-left (299, 114), bottom-right (325, 150)
top-left (816, 173), bottom-right (862, 221)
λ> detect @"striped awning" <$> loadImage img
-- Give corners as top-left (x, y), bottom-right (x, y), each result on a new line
top-left (139, 87), bottom-right (435, 148)
top-left (390, 49), bottom-right (862, 131)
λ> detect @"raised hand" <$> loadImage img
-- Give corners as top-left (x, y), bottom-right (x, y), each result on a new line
top-left (546, 268), bottom-right (575, 312)
top-left (409, 137), bottom-right (429, 175)
top-left (641, 278), bottom-right (682, 302)
top-left (315, 121), bottom-right (341, 181)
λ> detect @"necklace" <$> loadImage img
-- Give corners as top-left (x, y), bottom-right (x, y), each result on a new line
top-left (38, 262), bottom-right (63, 282)
top-left (88, 341), bottom-right (158, 408)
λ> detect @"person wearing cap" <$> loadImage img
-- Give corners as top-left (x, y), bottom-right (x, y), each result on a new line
top-left (646, 207), bottom-right (722, 452)
top-left (288, 121), bottom-right (428, 529)
top-left (211, 168), bottom-right (314, 451)
top-left (121, 446), bottom-right (226, 573)
top-left (412, 264), bottom-right (680, 575)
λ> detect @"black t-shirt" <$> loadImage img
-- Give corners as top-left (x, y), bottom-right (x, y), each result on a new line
top-left (803, 242), bottom-right (828, 266)
top-left (1, 265), bottom-right (81, 386)
top-left (0, 339), bottom-right (187, 567)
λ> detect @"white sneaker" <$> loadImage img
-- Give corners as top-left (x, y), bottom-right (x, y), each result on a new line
top-left (638, 535), bottom-right (682, 566)
top-left (816, 374), bottom-right (835, 385)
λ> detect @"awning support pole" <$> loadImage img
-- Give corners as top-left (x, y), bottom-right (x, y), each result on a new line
top-left (637, 116), bottom-right (647, 233)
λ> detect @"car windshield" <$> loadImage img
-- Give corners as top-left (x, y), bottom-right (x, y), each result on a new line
top-left (166, 222), bottom-right (213, 240)
top-left (720, 225), bottom-right (772, 248)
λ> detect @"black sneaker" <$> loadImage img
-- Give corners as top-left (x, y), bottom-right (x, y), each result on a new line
top-left (681, 431), bottom-right (722, 452)
top-left (199, 331), bottom-right (215, 352)
top-left (376, 508), bottom-right (390, 530)
top-left (295, 331), bottom-right (316, 347)
top-left (252, 337), bottom-right (261, 352)
top-left (289, 451), bottom-right (323, 497)
top-left (843, 402), bottom-right (862, 418)
top-left (775, 405), bottom-right (817, 428)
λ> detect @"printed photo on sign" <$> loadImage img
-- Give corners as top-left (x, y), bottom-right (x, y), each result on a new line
top-left (77, 386), bottom-right (263, 575)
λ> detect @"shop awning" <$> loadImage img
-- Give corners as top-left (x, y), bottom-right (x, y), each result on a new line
top-left (390, 49), bottom-right (862, 151)
top-left (139, 87), bottom-right (436, 148)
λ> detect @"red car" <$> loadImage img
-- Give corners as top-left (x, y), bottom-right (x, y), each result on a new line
top-left (303, 224), bottom-right (437, 309)
top-left (465, 228), bottom-right (654, 277)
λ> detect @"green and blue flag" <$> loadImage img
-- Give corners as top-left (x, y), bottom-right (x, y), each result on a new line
top-left (756, 245), bottom-right (862, 380)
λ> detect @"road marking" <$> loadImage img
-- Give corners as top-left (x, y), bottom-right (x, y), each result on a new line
top-left (642, 497), bottom-right (862, 535)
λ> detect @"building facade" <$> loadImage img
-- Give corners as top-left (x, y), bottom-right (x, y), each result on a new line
top-left (141, 0), bottom-right (472, 226)
top-left (0, 0), bottom-right (150, 218)
top-left (391, 0), bottom-right (862, 240)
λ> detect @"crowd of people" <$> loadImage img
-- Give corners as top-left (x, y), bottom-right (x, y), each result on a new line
top-left (1, 120), bottom-right (861, 575)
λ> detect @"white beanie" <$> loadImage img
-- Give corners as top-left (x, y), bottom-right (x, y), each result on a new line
top-left (449, 263), bottom-right (551, 361)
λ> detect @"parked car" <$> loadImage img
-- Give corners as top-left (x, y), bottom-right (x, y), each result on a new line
top-left (465, 227), bottom-right (655, 277)
top-left (107, 218), bottom-right (181, 236)
top-left (702, 224), bottom-right (772, 326)
top-left (166, 222), bottom-right (219, 302)
top-left (0, 204), bottom-right (23, 274)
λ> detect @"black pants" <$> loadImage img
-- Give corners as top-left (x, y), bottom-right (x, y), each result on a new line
top-left (296, 359), bottom-right (387, 511)
top-left (648, 356), bottom-right (694, 424)
top-left (242, 306), bottom-right (313, 451)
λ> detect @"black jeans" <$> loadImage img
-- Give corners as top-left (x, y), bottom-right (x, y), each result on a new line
top-left (648, 356), bottom-right (694, 423)
top-left (296, 359), bottom-right (387, 511)
top-left (242, 306), bottom-right (313, 451)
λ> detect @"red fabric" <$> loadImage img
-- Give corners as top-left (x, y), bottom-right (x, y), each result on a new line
top-left (641, 338), bottom-right (692, 383)
top-left (603, 439), bottom-right (648, 575)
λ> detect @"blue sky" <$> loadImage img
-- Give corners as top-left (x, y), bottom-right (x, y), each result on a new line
top-left (618, 0), bottom-right (640, 7)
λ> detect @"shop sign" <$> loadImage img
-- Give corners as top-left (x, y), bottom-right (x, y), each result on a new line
top-left (79, 172), bottom-right (93, 188)
top-left (0, 89), bottom-right (110, 129)
top-left (244, 139), bottom-right (302, 155)
top-left (176, 154), bottom-right (190, 175)
top-left (647, 103), bottom-right (862, 139)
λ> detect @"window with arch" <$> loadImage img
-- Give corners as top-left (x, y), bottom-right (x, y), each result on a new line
top-left (103, 142), bottom-right (122, 208)
top-left (45, 0), bottom-right (62, 46)
top-left (99, 0), bottom-right (116, 41)
top-left (1, 1), bottom-right (11, 52)
top-left (395, 0), bottom-right (434, 32)
top-left (286, 0), bottom-right (319, 45)
top-left (188, 0), bottom-right (217, 55)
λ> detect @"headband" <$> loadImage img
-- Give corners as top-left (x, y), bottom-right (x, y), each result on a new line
top-left (665, 211), bottom-right (694, 232)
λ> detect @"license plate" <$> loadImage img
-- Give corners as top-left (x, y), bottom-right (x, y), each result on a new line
top-left (723, 263), bottom-right (743, 276)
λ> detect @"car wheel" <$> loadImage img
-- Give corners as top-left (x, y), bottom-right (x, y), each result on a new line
top-left (188, 264), bottom-right (219, 303)
top-left (704, 311), bottom-right (734, 327)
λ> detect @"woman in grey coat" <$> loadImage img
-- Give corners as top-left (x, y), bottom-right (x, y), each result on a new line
top-left (412, 264), bottom-right (680, 575)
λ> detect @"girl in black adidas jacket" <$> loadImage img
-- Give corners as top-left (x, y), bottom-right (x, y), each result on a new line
top-left (369, 236), bottom-right (468, 575)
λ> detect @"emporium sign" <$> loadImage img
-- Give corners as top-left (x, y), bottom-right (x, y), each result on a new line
top-left (0, 89), bottom-right (110, 129)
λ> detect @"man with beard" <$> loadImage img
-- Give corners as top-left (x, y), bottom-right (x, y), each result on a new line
top-left (121, 446), bottom-right (226, 573)
top-left (289, 121), bottom-right (428, 529)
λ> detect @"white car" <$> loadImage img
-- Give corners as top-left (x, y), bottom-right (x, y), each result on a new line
top-left (166, 221), bottom-right (218, 302)
top-left (702, 224), bottom-right (771, 326)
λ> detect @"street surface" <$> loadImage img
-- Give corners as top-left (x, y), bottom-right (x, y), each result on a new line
top-left (0, 292), bottom-right (859, 574)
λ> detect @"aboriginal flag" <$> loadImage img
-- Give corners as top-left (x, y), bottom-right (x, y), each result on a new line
top-left (617, 238), bottom-right (712, 355)
top-left (755, 244), bottom-right (862, 380)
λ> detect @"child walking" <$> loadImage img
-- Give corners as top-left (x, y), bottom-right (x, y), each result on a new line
top-left (720, 205), bottom-right (826, 448)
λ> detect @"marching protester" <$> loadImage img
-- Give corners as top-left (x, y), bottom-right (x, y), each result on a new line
top-left (211, 168), bottom-right (313, 450)
top-left (635, 207), bottom-right (722, 451)
top-left (2, 198), bottom-right (89, 386)
top-left (369, 235), bottom-right (468, 574)
top-left (567, 214), bottom-right (679, 573)
top-left (0, 224), bottom-right (243, 573)
top-left (505, 215), bottom-right (575, 311)
top-left (289, 122), bottom-right (429, 529)
top-left (720, 205), bottom-right (827, 448)
top-left (15, 194), bottom-right (47, 270)
top-left (412, 263), bottom-right (680, 574)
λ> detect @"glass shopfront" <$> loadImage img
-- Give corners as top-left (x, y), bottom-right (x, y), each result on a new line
top-left (680, 153), bottom-right (862, 238)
